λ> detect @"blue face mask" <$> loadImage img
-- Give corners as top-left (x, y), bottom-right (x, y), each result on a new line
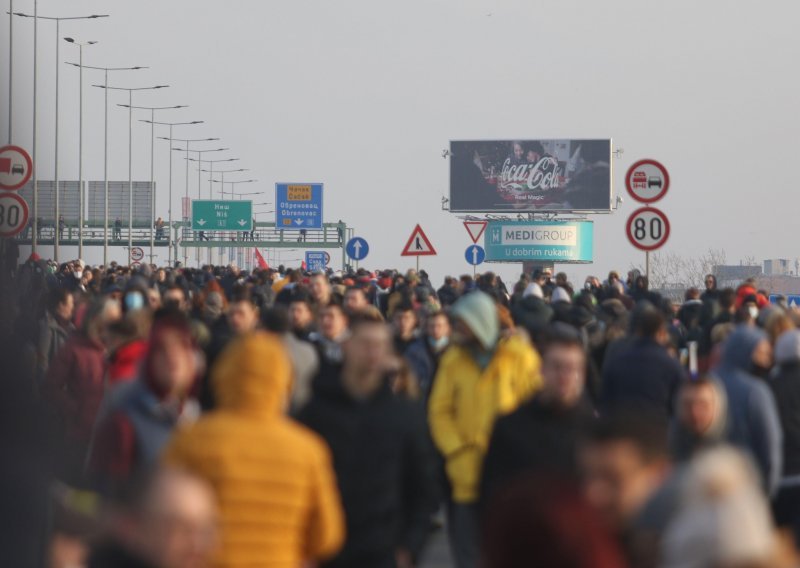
top-left (428, 335), bottom-right (450, 352)
top-left (125, 291), bottom-right (145, 311)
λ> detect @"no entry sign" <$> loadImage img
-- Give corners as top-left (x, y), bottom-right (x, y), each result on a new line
top-left (626, 207), bottom-right (670, 251)
top-left (625, 159), bottom-right (669, 204)
top-left (0, 192), bottom-right (30, 237)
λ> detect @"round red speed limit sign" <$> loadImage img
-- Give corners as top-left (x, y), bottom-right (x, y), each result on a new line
top-left (0, 192), bottom-right (30, 237)
top-left (626, 207), bottom-right (670, 251)
top-left (625, 159), bottom-right (669, 204)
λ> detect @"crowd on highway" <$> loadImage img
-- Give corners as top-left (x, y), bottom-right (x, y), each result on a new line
top-left (4, 253), bottom-right (800, 568)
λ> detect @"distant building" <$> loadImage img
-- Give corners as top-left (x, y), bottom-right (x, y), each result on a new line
top-left (714, 264), bottom-right (763, 289)
top-left (764, 259), bottom-right (800, 277)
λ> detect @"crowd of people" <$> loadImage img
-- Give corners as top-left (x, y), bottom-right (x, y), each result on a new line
top-left (4, 254), bottom-right (800, 568)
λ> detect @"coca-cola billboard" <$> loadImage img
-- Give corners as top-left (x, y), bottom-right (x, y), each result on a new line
top-left (449, 139), bottom-right (612, 213)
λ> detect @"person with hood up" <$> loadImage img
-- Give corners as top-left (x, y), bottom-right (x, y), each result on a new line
top-left (163, 331), bottom-right (345, 567)
top-left (670, 377), bottom-right (728, 462)
top-left (428, 291), bottom-right (542, 568)
top-left (713, 325), bottom-right (782, 496)
top-left (768, 329), bottom-right (800, 524)
top-left (89, 310), bottom-right (198, 492)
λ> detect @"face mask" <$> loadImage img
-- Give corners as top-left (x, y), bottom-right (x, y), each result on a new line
top-left (73, 271), bottom-right (83, 280)
top-left (125, 292), bottom-right (145, 311)
top-left (748, 306), bottom-right (759, 321)
top-left (751, 363), bottom-right (771, 379)
top-left (428, 335), bottom-right (449, 352)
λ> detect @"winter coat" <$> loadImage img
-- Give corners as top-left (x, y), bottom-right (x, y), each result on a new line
top-left (43, 333), bottom-right (107, 445)
top-left (298, 374), bottom-right (439, 567)
top-left (107, 340), bottom-right (148, 386)
top-left (769, 362), bottom-right (800, 477)
top-left (428, 334), bottom-right (542, 503)
top-left (480, 395), bottom-right (594, 511)
top-left (163, 332), bottom-right (345, 568)
top-left (713, 326), bottom-right (782, 496)
top-left (404, 337), bottom-right (444, 399)
top-left (36, 312), bottom-right (73, 379)
top-left (601, 338), bottom-right (685, 419)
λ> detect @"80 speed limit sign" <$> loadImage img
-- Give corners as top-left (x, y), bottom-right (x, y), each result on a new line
top-left (626, 207), bottom-right (670, 251)
top-left (0, 192), bottom-right (30, 237)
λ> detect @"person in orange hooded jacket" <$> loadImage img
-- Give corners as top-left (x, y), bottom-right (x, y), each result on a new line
top-left (163, 331), bottom-right (345, 567)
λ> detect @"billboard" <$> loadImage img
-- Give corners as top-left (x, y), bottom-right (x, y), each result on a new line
top-left (449, 139), bottom-right (612, 213)
top-left (485, 220), bottom-right (594, 264)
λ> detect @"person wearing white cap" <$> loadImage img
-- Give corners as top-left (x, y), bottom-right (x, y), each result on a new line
top-left (428, 291), bottom-right (542, 568)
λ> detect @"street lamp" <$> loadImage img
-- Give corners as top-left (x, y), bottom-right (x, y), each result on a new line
top-left (212, 178), bottom-right (257, 265)
top-left (144, 120), bottom-right (203, 266)
top-left (114, 103), bottom-right (187, 265)
top-left (67, 64), bottom-right (145, 266)
top-left (95, 84), bottom-right (168, 265)
top-left (63, 38), bottom-right (98, 261)
top-left (12, 11), bottom-right (108, 261)
top-left (159, 137), bottom-right (220, 266)
top-left (187, 157), bottom-right (238, 199)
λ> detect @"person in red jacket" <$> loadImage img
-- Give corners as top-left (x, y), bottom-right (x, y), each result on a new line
top-left (44, 297), bottom-right (121, 485)
top-left (90, 309), bottom-right (198, 493)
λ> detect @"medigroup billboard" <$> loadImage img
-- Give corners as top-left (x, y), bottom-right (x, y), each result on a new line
top-left (449, 139), bottom-right (612, 213)
top-left (485, 220), bottom-right (594, 264)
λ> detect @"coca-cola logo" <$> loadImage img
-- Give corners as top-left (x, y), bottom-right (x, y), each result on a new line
top-left (499, 157), bottom-right (561, 193)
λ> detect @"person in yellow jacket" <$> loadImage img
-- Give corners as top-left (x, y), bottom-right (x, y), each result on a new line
top-left (163, 331), bottom-right (345, 568)
top-left (428, 291), bottom-right (542, 568)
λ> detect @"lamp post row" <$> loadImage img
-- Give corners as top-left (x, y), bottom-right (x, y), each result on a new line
top-left (7, 7), bottom-right (252, 267)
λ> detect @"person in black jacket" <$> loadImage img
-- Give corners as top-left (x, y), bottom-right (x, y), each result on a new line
top-left (601, 302), bottom-right (686, 419)
top-left (770, 329), bottom-right (800, 525)
top-left (480, 323), bottom-right (594, 514)
top-left (298, 315), bottom-right (439, 568)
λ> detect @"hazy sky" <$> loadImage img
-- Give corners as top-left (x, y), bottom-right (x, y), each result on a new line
top-left (3, 0), bottom-right (799, 285)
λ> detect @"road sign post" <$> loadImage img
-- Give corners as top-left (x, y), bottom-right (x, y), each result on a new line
top-left (192, 200), bottom-right (252, 231)
top-left (626, 207), bottom-right (671, 281)
top-left (0, 192), bottom-right (29, 237)
top-left (401, 224), bottom-right (437, 272)
top-left (0, 145), bottom-right (33, 191)
top-left (275, 183), bottom-right (323, 230)
top-left (465, 244), bottom-right (486, 277)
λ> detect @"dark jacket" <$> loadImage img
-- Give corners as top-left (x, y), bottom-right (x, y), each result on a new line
top-left (404, 337), bottom-right (445, 398)
top-left (601, 338), bottom-right (685, 419)
top-left (298, 373), bottom-right (439, 567)
top-left (480, 395), bottom-right (594, 512)
top-left (88, 541), bottom-right (159, 568)
top-left (714, 326), bottom-right (782, 495)
top-left (37, 312), bottom-right (73, 380)
top-left (770, 362), bottom-right (800, 477)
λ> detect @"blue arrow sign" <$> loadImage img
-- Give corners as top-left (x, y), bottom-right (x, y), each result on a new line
top-left (465, 244), bottom-right (486, 266)
top-left (346, 237), bottom-right (369, 261)
top-left (770, 294), bottom-right (800, 308)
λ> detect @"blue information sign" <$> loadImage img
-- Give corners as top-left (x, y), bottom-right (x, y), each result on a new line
top-left (465, 244), bottom-right (486, 266)
top-left (346, 237), bottom-right (369, 261)
top-left (485, 220), bottom-right (594, 264)
top-left (276, 183), bottom-right (323, 229)
top-left (305, 251), bottom-right (328, 272)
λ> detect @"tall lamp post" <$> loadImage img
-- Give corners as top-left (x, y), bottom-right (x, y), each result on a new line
top-left (12, 11), bottom-right (108, 262)
top-left (63, 38), bottom-right (97, 261)
top-left (144, 120), bottom-right (203, 267)
top-left (159, 138), bottom-right (220, 266)
top-left (117, 104), bottom-right (187, 265)
top-left (71, 64), bottom-right (146, 266)
top-left (94, 84), bottom-right (168, 265)
top-left (189, 157), bottom-right (239, 199)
